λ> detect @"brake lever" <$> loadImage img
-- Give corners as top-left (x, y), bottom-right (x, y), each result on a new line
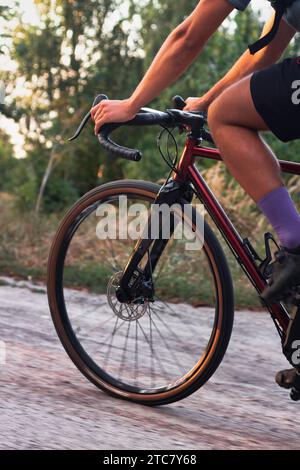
top-left (69, 94), bottom-right (108, 141)
top-left (68, 110), bottom-right (92, 141)
top-left (173, 95), bottom-right (186, 110)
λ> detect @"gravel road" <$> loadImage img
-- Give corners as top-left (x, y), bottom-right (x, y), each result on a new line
top-left (0, 277), bottom-right (299, 450)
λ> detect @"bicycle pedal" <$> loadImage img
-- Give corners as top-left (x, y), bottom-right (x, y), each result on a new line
top-left (290, 370), bottom-right (300, 401)
top-left (290, 387), bottom-right (300, 401)
top-left (290, 372), bottom-right (300, 401)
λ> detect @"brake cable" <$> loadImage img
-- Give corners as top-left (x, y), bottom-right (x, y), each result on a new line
top-left (157, 125), bottom-right (179, 177)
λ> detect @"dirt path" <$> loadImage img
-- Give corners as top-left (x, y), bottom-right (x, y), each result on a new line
top-left (0, 277), bottom-right (299, 450)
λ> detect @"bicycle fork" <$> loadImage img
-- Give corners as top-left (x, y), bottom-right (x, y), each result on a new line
top-left (116, 179), bottom-right (194, 304)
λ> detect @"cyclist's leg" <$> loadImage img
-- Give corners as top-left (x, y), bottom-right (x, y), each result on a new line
top-left (209, 72), bottom-right (300, 248)
top-left (208, 63), bottom-right (300, 303)
top-left (209, 61), bottom-right (300, 392)
top-left (208, 74), bottom-right (282, 203)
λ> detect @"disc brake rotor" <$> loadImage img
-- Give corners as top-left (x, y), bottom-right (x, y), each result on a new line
top-left (107, 272), bottom-right (148, 321)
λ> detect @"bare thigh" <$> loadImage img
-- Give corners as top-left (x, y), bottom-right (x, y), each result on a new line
top-left (209, 75), bottom-right (269, 131)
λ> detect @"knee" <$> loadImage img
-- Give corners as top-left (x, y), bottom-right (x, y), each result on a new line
top-left (208, 95), bottom-right (226, 137)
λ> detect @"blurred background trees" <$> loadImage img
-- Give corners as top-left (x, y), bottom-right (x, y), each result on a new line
top-left (0, 0), bottom-right (262, 212)
top-left (0, 0), bottom-right (298, 214)
top-left (1, 0), bottom-right (300, 306)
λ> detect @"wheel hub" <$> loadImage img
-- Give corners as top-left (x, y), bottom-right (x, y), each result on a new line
top-left (107, 272), bottom-right (148, 321)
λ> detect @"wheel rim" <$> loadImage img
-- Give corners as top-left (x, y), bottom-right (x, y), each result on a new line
top-left (50, 186), bottom-right (225, 398)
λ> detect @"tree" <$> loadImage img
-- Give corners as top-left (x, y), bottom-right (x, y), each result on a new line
top-left (0, 2), bottom-right (18, 55)
top-left (4, 0), bottom-right (300, 213)
top-left (8, 0), bottom-right (144, 211)
top-left (0, 129), bottom-right (17, 192)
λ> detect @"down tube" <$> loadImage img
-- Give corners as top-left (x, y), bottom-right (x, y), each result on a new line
top-left (188, 163), bottom-right (290, 332)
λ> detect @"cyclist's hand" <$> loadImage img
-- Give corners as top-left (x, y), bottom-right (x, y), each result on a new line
top-left (183, 97), bottom-right (209, 112)
top-left (91, 99), bottom-right (138, 135)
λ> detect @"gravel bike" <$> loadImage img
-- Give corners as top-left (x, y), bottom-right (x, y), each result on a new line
top-left (47, 94), bottom-right (300, 405)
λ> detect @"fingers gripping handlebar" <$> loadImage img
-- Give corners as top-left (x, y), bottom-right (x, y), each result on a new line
top-left (95, 95), bottom-right (143, 162)
top-left (69, 94), bottom-right (213, 161)
top-left (69, 94), bottom-right (142, 162)
top-left (172, 95), bottom-right (212, 144)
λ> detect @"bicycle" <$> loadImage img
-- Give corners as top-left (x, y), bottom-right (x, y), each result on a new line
top-left (47, 94), bottom-right (300, 405)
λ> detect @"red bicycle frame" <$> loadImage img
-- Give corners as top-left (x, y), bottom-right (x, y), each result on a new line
top-left (174, 137), bottom-right (298, 338)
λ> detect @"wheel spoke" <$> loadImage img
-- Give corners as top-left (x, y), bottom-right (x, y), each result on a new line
top-left (58, 188), bottom-right (224, 399)
top-left (146, 308), bottom-right (187, 376)
top-left (117, 321), bottom-right (131, 379)
top-left (136, 318), bottom-right (172, 381)
top-left (151, 301), bottom-right (196, 340)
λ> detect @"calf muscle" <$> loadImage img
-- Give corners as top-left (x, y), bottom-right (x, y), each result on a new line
top-left (208, 76), bottom-right (282, 202)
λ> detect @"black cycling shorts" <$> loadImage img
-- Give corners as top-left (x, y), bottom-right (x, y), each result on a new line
top-left (250, 58), bottom-right (300, 142)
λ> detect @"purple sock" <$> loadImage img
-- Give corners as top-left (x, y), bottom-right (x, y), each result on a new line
top-left (257, 186), bottom-right (300, 250)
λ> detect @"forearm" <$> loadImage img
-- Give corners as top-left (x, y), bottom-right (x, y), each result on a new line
top-left (202, 50), bottom-right (278, 105)
top-left (129, 0), bottom-right (234, 112)
top-left (202, 15), bottom-right (296, 106)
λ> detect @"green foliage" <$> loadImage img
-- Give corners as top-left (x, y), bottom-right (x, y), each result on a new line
top-left (15, 177), bottom-right (38, 211)
top-left (0, 2), bottom-right (19, 54)
top-left (5, 0), bottom-right (146, 211)
top-left (2, 0), bottom-right (300, 211)
top-left (2, 1), bottom-right (300, 305)
top-left (0, 130), bottom-right (18, 192)
top-left (42, 177), bottom-right (78, 213)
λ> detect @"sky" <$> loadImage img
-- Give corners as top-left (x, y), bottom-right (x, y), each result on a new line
top-left (0, 0), bottom-right (271, 155)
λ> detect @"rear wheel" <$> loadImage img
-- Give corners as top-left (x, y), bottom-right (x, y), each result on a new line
top-left (47, 180), bottom-right (234, 405)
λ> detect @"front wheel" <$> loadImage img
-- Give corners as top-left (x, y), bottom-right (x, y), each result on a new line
top-left (47, 180), bottom-right (234, 406)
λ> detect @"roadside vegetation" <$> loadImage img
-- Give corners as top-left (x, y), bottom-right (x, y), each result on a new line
top-left (1, 1), bottom-right (300, 308)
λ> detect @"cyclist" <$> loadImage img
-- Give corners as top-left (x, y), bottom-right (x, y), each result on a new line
top-left (91, 1), bottom-right (300, 390)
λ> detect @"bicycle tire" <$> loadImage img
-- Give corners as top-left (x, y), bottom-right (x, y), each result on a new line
top-left (47, 179), bottom-right (234, 406)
